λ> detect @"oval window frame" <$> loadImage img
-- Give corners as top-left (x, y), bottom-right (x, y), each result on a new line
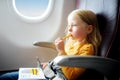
top-left (12, 0), bottom-right (54, 23)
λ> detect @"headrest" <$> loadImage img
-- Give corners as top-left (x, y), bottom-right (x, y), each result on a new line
top-left (77, 0), bottom-right (119, 57)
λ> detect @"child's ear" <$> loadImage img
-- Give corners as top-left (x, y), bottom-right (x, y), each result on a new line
top-left (87, 25), bottom-right (93, 34)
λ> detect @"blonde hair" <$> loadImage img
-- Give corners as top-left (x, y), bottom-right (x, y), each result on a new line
top-left (68, 9), bottom-right (101, 55)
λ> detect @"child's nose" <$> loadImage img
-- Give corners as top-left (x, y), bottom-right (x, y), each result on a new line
top-left (68, 26), bottom-right (72, 32)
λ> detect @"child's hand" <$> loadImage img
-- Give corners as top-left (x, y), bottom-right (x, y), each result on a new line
top-left (41, 63), bottom-right (48, 69)
top-left (55, 37), bottom-right (65, 53)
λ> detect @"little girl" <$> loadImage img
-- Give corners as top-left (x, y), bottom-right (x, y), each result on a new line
top-left (54, 9), bottom-right (101, 80)
top-left (0, 10), bottom-right (101, 80)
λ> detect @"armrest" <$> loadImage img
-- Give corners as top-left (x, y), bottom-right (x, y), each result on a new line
top-left (33, 41), bottom-right (56, 50)
top-left (53, 55), bottom-right (120, 77)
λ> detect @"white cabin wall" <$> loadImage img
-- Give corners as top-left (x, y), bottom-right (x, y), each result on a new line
top-left (0, 0), bottom-right (76, 71)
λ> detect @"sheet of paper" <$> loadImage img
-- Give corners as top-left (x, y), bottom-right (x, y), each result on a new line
top-left (18, 68), bottom-right (46, 80)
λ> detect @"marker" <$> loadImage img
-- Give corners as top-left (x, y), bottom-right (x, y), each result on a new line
top-left (36, 56), bottom-right (43, 69)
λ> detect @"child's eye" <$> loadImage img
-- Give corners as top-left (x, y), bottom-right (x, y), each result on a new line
top-left (67, 24), bottom-right (77, 28)
top-left (72, 24), bottom-right (77, 27)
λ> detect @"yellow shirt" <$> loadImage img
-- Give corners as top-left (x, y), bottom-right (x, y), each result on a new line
top-left (62, 38), bottom-right (94, 80)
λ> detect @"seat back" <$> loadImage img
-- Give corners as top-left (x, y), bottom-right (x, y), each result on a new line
top-left (77, 0), bottom-right (120, 57)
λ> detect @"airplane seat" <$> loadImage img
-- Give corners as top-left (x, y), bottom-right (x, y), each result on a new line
top-left (34, 0), bottom-right (120, 80)
top-left (53, 0), bottom-right (120, 80)
top-left (77, 0), bottom-right (119, 58)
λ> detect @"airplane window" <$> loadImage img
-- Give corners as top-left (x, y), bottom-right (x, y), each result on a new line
top-left (12, 0), bottom-right (54, 22)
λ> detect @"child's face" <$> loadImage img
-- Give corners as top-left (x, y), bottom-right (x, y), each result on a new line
top-left (67, 14), bottom-right (92, 41)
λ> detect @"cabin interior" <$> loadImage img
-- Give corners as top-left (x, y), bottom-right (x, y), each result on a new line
top-left (0, 0), bottom-right (120, 80)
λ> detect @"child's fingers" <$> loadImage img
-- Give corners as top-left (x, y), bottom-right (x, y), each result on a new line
top-left (42, 63), bottom-right (48, 69)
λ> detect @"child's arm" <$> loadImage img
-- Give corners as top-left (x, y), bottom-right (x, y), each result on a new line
top-left (54, 34), bottom-right (71, 56)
